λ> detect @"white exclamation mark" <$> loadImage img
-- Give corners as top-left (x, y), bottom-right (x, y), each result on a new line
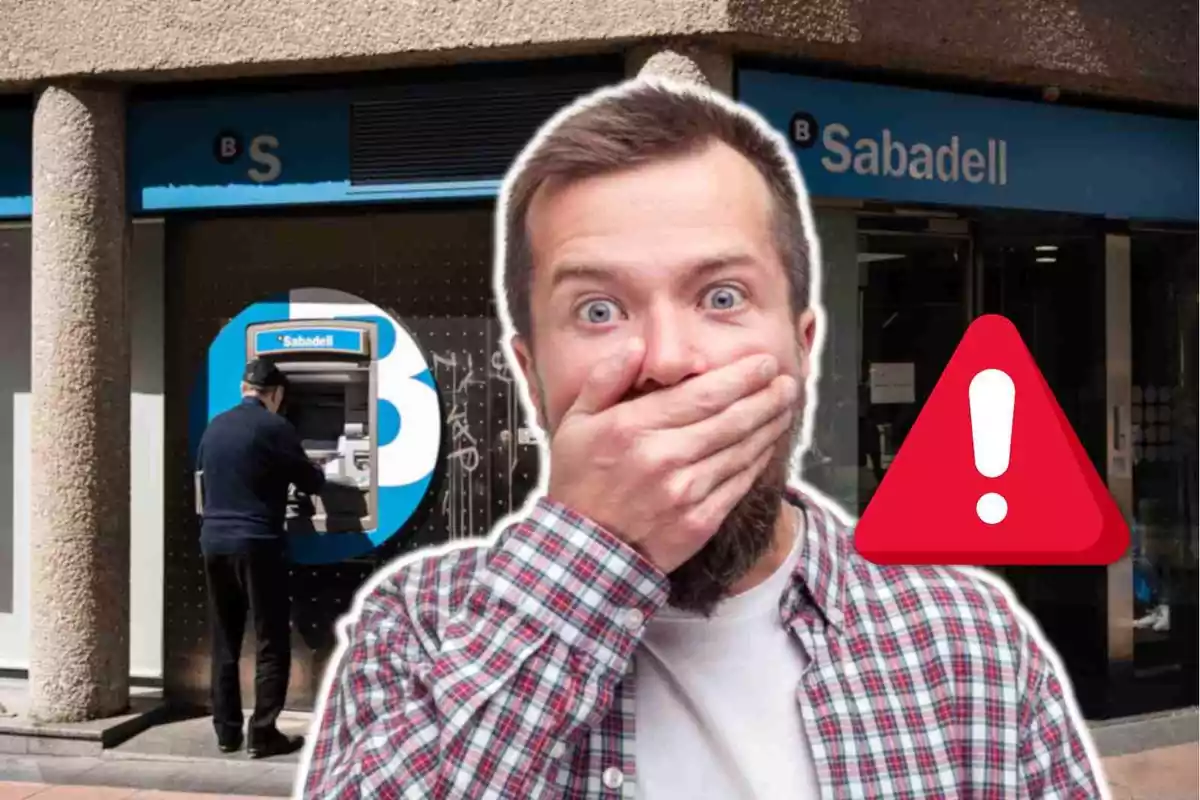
top-left (969, 369), bottom-right (1016, 524)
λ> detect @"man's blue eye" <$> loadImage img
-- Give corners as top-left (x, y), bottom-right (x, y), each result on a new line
top-left (579, 299), bottom-right (620, 324)
top-left (705, 286), bottom-right (745, 310)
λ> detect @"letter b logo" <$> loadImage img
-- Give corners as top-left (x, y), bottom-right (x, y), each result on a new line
top-left (789, 112), bottom-right (819, 149)
top-left (213, 131), bottom-right (242, 165)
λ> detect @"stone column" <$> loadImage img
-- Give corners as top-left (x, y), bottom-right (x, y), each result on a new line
top-left (626, 41), bottom-right (733, 94)
top-left (28, 84), bottom-right (131, 723)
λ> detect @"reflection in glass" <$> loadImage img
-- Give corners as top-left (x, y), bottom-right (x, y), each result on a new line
top-left (977, 212), bottom-right (1109, 717)
top-left (855, 228), bottom-right (971, 514)
top-left (1129, 230), bottom-right (1198, 708)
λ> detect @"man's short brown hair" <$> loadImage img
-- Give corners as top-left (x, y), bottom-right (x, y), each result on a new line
top-left (501, 78), bottom-right (813, 342)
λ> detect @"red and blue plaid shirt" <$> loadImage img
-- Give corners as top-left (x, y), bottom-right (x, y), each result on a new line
top-left (300, 487), bottom-right (1107, 799)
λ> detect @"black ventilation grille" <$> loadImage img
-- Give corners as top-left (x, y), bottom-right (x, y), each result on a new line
top-left (350, 72), bottom-right (618, 185)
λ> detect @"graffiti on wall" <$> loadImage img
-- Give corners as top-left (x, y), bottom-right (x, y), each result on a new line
top-left (424, 319), bottom-right (538, 541)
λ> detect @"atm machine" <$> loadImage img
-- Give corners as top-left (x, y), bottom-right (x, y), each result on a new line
top-left (245, 319), bottom-right (379, 535)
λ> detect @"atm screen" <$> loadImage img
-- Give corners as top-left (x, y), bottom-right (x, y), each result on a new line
top-left (280, 367), bottom-right (373, 533)
top-left (287, 383), bottom-right (349, 452)
top-left (285, 372), bottom-right (370, 451)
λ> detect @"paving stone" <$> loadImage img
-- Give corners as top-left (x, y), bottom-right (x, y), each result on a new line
top-left (3, 740), bottom-right (1196, 799)
top-left (0, 737), bottom-right (29, 756)
top-left (133, 792), bottom-right (277, 800)
top-left (0, 756), bottom-right (103, 785)
top-left (233, 771), bottom-right (296, 798)
top-left (0, 761), bottom-right (42, 783)
top-left (1103, 742), bottom-right (1199, 800)
top-left (131, 766), bottom-right (261, 796)
top-left (25, 740), bottom-right (100, 759)
top-left (111, 712), bottom-right (308, 766)
top-left (73, 762), bottom-right (185, 791)
top-left (0, 782), bottom-right (45, 800)
top-left (1092, 708), bottom-right (1200, 758)
top-left (19, 787), bottom-right (138, 799)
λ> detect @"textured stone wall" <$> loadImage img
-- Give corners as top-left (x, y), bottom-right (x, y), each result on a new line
top-left (27, 84), bottom-right (131, 722)
top-left (627, 41), bottom-right (733, 93)
top-left (0, 0), bottom-right (1194, 106)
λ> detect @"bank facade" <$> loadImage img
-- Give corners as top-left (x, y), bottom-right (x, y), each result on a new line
top-left (0, 2), bottom-right (1196, 724)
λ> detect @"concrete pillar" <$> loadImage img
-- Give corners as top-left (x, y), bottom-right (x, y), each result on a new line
top-left (626, 41), bottom-right (733, 94)
top-left (28, 84), bottom-right (131, 723)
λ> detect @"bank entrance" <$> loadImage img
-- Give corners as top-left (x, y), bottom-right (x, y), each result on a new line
top-left (820, 205), bottom-right (1110, 713)
top-left (740, 59), bottom-right (1197, 719)
top-left (804, 200), bottom-right (1199, 719)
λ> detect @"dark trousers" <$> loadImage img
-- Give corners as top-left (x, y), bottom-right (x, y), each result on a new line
top-left (203, 548), bottom-right (292, 744)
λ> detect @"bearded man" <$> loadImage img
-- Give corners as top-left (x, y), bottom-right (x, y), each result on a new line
top-left (300, 78), bottom-right (1106, 800)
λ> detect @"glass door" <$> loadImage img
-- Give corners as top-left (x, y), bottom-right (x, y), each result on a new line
top-left (976, 211), bottom-right (1111, 718)
top-left (848, 206), bottom-right (1194, 719)
top-left (978, 213), bottom-right (1109, 473)
top-left (856, 214), bottom-right (973, 514)
top-left (1128, 228), bottom-right (1199, 711)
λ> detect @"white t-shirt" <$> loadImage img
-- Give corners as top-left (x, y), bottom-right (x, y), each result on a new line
top-left (633, 519), bottom-right (820, 799)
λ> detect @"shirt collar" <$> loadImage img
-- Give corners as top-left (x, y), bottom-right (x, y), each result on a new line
top-left (784, 485), bottom-right (848, 633)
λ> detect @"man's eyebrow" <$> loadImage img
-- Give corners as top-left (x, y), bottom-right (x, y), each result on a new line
top-left (548, 264), bottom-right (617, 290)
top-left (548, 253), bottom-right (758, 291)
top-left (688, 253), bottom-right (759, 281)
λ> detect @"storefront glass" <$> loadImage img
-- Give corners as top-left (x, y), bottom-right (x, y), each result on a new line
top-left (802, 204), bottom-right (1141, 716)
top-left (1129, 229), bottom-right (1199, 709)
top-left (978, 211), bottom-right (1111, 715)
top-left (809, 208), bottom-right (1198, 719)
top-left (839, 210), bottom-right (1111, 502)
top-left (855, 220), bottom-right (971, 513)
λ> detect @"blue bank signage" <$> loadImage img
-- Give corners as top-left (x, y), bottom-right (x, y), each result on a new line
top-left (0, 106), bottom-right (32, 219)
top-left (818, 124), bottom-right (1009, 187)
top-left (253, 327), bottom-right (367, 356)
top-left (127, 89), bottom-right (502, 213)
top-left (739, 70), bottom-right (1199, 222)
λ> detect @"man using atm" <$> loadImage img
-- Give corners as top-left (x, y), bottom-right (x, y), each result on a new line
top-left (196, 358), bottom-right (325, 758)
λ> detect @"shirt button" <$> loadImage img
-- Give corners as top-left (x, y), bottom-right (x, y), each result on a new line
top-left (550, 741), bottom-right (565, 759)
top-left (602, 767), bottom-right (625, 789)
top-left (622, 609), bottom-right (645, 632)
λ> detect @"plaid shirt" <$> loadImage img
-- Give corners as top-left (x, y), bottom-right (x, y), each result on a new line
top-left (301, 487), bottom-right (1107, 799)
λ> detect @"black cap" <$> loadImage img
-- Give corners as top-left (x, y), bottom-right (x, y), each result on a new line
top-left (243, 358), bottom-right (287, 389)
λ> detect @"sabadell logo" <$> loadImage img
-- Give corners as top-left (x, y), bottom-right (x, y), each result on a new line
top-left (280, 334), bottom-right (334, 348)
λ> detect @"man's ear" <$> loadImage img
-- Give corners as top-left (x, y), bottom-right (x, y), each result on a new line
top-left (795, 308), bottom-right (818, 377)
top-left (510, 334), bottom-right (547, 431)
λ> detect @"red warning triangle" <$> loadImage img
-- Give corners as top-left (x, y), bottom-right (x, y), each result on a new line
top-left (854, 314), bottom-right (1129, 566)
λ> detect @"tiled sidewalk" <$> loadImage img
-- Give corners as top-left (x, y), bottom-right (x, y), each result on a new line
top-left (1104, 742), bottom-right (1199, 800)
top-left (0, 786), bottom-right (274, 799)
top-left (0, 754), bottom-right (297, 798)
top-left (3, 744), bottom-right (1198, 799)
top-left (2, 705), bottom-right (1196, 800)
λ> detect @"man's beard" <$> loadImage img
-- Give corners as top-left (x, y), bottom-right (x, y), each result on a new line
top-left (538, 372), bottom-right (803, 618)
top-left (666, 416), bottom-right (800, 617)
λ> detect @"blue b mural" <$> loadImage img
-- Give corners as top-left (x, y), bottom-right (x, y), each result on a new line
top-left (192, 287), bottom-right (442, 565)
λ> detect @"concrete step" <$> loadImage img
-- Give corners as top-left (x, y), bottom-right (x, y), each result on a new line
top-left (0, 699), bottom-right (168, 759)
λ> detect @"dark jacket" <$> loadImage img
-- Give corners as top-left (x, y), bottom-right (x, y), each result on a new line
top-left (197, 396), bottom-right (326, 554)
